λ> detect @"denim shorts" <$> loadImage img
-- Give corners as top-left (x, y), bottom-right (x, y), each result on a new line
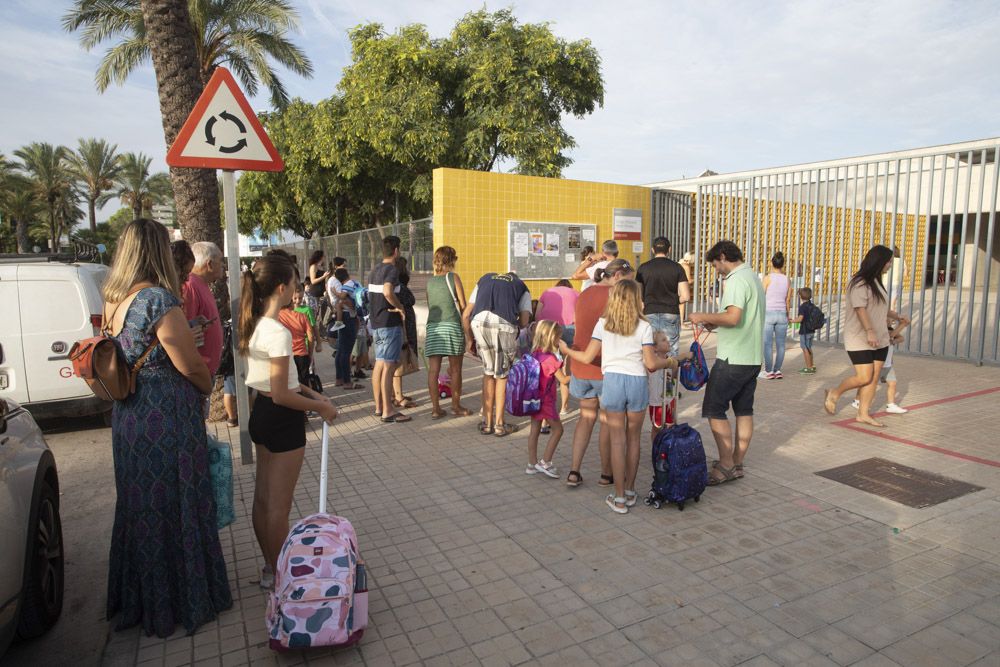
top-left (800, 333), bottom-right (814, 351)
top-left (373, 326), bottom-right (403, 363)
top-left (569, 376), bottom-right (603, 400)
top-left (223, 375), bottom-right (236, 395)
top-left (599, 372), bottom-right (649, 413)
top-left (701, 358), bottom-right (759, 419)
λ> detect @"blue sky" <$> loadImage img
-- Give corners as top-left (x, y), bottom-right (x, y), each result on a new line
top-left (3, 0), bottom-right (1000, 221)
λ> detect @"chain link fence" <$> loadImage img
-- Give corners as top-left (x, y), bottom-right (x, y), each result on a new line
top-left (272, 217), bottom-right (433, 278)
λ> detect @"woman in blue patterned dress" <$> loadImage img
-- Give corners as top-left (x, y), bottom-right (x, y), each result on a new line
top-left (102, 219), bottom-right (232, 637)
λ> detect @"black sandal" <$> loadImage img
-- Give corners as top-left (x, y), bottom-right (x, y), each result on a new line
top-left (494, 423), bottom-right (517, 437)
top-left (597, 474), bottom-right (614, 487)
top-left (566, 470), bottom-right (583, 487)
top-left (479, 422), bottom-right (494, 435)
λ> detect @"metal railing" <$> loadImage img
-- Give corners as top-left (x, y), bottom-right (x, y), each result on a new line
top-left (272, 217), bottom-right (433, 279)
top-left (675, 140), bottom-right (1000, 365)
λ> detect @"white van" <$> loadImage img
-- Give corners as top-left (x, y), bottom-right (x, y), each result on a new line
top-left (0, 259), bottom-right (110, 420)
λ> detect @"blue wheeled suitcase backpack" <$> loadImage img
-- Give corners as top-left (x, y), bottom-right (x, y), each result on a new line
top-left (645, 423), bottom-right (708, 511)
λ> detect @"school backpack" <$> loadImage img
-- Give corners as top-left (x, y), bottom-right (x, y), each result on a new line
top-left (341, 282), bottom-right (368, 322)
top-left (645, 423), bottom-right (708, 511)
top-left (267, 424), bottom-right (368, 651)
top-left (504, 353), bottom-right (542, 417)
top-left (804, 303), bottom-right (826, 332)
top-left (679, 336), bottom-right (709, 391)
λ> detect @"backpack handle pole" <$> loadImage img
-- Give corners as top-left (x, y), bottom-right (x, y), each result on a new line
top-left (319, 422), bottom-right (329, 514)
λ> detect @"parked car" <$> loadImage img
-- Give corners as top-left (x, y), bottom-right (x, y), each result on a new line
top-left (0, 398), bottom-right (64, 657)
top-left (0, 257), bottom-right (110, 420)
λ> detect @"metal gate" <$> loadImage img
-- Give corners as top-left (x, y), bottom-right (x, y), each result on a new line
top-left (651, 189), bottom-right (694, 259)
top-left (688, 140), bottom-right (1000, 365)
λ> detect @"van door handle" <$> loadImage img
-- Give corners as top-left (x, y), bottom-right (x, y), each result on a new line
top-left (48, 354), bottom-right (70, 361)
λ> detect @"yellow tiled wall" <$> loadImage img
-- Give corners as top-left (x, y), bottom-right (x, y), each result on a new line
top-left (433, 168), bottom-right (652, 297)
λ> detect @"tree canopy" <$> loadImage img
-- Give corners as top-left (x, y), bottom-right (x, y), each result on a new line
top-left (238, 8), bottom-right (604, 237)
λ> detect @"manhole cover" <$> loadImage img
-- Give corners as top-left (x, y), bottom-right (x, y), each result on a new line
top-left (815, 458), bottom-right (984, 508)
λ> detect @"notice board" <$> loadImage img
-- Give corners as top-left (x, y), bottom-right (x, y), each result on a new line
top-left (507, 221), bottom-right (598, 281)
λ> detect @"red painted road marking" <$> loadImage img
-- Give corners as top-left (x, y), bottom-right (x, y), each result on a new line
top-left (832, 386), bottom-right (1000, 469)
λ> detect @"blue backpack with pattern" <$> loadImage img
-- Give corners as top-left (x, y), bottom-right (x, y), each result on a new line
top-left (679, 337), bottom-right (709, 391)
top-left (504, 353), bottom-right (542, 417)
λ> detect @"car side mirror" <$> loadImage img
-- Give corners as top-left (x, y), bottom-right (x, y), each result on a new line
top-left (0, 399), bottom-right (7, 435)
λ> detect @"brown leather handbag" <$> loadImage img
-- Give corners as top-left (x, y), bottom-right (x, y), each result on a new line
top-left (69, 288), bottom-right (159, 402)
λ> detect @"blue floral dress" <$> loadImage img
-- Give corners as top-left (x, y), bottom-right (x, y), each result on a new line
top-left (106, 287), bottom-right (232, 637)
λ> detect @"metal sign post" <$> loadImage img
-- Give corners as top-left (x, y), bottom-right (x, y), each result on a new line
top-left (221, 170), bottom-right (253, 464)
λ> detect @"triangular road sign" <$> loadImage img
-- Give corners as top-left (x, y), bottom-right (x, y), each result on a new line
top-left (166, 67), bottom-right (283, 172)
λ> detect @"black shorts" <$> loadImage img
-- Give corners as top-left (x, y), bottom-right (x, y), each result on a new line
top-left (293, 355), bottom-right (311, 384)
top-left (701, 358), bottom-right (759, 420)
top-left (847, 347), bottom-right (889, 365)
top-left (249, 393), bottom-right (306, 453)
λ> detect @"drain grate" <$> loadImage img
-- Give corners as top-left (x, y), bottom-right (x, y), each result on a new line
top-left (815, 457), bottom-right (984, 508)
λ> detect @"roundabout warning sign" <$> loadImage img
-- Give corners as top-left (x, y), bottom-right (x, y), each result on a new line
top-left (166, 67), bottom-right (283, 172)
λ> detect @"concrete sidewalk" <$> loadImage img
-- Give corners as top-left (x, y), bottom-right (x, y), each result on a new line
top-left (46, 332), bottom-right (1000, 665)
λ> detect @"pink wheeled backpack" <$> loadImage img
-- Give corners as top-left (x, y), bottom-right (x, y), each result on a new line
top-left (267, 424), bottom-right (368, 651)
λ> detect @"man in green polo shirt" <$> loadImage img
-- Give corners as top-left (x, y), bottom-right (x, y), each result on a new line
top-left (689, 240), bottom-right (765, 486)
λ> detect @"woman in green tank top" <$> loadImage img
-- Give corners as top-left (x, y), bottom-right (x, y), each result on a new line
top-left (425, 246), bottom-right (472, 418)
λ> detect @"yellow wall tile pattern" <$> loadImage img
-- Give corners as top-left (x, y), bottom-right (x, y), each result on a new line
top-left (433, 168), bottom-right (652, 297)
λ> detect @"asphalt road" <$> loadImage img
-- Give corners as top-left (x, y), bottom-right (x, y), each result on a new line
top-left (2, 415), bottom-right (116, 667)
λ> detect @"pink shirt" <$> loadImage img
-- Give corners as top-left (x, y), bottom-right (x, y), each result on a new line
top-left (536, 286), bottom-right (578, 326)
top-left (182, 274), bottom-right (223, 376)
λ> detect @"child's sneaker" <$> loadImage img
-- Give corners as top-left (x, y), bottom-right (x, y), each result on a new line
top-left (850, 399), bottom-right (860, 410)
top-left (525, 465), bottom-right (539, 475)
top-left (885, 403), bottom-right (908, 414)
top-left (798, 367), bottom-right (811, 374)
top-left (772, 370), bottom-right (783, 379)
top-left (534, 460), bottom-right (559, 478)
top-left (758, 370), bottom-right (771, 380)
top-left (806, 367), bottom-right (817, 374)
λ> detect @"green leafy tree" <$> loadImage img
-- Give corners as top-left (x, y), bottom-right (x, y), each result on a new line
top-left (116, 152), bottom-right (172, 219)
top-left (74, 206), bottom-right (132, 259)
top-left (335, 9), bottom-right (603, 184)
top-left (13, 142), bottom-right (77, 252)
top-left (67, 138), bottom-right (122, 233)
top-left (63, 0), bottom-right (314, 110)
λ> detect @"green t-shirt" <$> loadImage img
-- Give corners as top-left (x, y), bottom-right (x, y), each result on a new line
top-left (716, 264), bottom-right (765, 365)
top-left (294, 305), bottom-right (316, 327)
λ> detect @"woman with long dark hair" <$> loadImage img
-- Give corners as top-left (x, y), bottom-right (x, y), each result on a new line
top-left (305, 249), bottom-right (329, 312)
top-left (760, 252), bottom-right (791, 379)
top-left (824, 245), bottom-right (910, 426)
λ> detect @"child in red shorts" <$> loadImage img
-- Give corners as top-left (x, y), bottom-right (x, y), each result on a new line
top-left (648, 330), bottom-right (680, 445)
top-left (526, 320), bottom-right (570, 478)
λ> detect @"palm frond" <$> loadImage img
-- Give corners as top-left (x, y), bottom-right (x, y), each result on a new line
top-left (96, 36), bottom-right (150, 90)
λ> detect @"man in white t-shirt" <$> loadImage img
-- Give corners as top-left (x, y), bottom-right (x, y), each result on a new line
top-left (571, 240), bottom-right (619, 288)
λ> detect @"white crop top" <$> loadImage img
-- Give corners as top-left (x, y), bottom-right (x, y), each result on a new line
top-left (244, 316), bottom-right (300, 392)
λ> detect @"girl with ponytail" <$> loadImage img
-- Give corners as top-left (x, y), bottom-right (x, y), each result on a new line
top-left (240, 254), bottom-right (338, 589)
top-left (761, 251), bottom-right (791, 379)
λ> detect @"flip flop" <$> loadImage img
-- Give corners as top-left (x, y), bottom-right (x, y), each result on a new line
top-left (431, 409), bottom-right (447, 419)
top-left (381, 413), bottom-right (412, 423)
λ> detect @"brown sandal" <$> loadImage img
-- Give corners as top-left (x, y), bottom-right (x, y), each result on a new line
top-left (431, 409), bottom-right (447, 420)
top-left (707, 461), bottom-right (739, 486)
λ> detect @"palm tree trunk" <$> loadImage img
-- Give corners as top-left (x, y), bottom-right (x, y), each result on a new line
top-left (15, 218), bottom-right (30, 254)
top-left (139, 0), bottom-right (222, 248)
top-left (48, 208), bottom-right (58, 252)
top-left (88, 197), bottom-right (97, 232)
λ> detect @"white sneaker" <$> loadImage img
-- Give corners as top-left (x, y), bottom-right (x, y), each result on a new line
top-left (772, 370), bottom-right (783, 379)
top-left (850, 399), bottom-right (860, 410)
top-left (259, 565), bottom-right (274, 590)
top-left (525, 465), bottom-right (539, 475)
top-left (534, 460), bottom-right (559, 478)
top-left (758, 371), bottom-right (771, 380)
top-left (885, 403), bottom-right (908, 414)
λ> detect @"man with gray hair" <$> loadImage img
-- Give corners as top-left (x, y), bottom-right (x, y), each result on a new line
top-left (183, 241), bottom-right (225, 377)
top-left (571, 239), bottom-right (619, 287)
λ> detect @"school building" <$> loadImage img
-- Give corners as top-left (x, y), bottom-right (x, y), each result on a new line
top-left (430, 137), bottom-right (1000, 366)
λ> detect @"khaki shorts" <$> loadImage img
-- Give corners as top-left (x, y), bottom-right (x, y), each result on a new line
top-left (472, 318), bottom-right (518, 378)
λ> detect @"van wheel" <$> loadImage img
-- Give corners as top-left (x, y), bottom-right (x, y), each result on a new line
top-left (17, 480), bottom-right (64, 639)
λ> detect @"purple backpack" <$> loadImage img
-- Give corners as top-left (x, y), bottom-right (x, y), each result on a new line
top-left (505, 353), bottom-right (542, 416)
top-left (679, 335), bottom-right (709, 391)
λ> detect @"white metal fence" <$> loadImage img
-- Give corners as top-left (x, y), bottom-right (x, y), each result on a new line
top-left (657, 139), bottom-right (1000, 365)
